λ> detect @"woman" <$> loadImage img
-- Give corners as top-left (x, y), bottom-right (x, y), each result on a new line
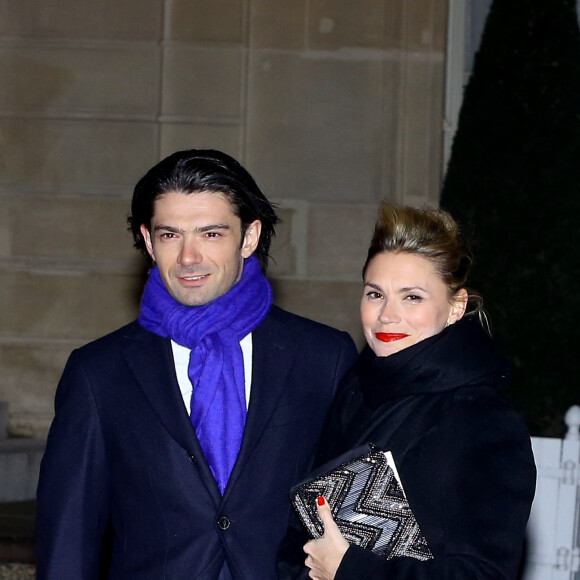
top-left (300, 203), bottom-right (535, 579)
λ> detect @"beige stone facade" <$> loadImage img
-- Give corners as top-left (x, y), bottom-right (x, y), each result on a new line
top-left (0, 0), bottom-right (448, 436)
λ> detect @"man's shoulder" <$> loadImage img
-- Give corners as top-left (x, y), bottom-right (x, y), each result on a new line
top-left (267, 305), bottom-right (333, 329)
top-left (74, 320), bottom-right (154, 357)
top-left (264, 305), bottom-right (354, 343)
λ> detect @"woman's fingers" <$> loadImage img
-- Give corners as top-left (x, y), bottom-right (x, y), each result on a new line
top-left (301, 496), bottom-right (349, 580)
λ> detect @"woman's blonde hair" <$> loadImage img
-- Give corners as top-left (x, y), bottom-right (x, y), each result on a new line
top-left (363, 203), bottom-right (485, 322)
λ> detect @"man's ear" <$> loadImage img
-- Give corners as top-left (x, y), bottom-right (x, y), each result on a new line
top-left (140, 224), bottom-right (155, 262)
top-left (447, 288), bottom-right (468, 325)
top-left (241, 220), bottom-right (262, 258)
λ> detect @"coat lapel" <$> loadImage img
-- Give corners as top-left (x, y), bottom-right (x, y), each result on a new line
top-left (121, 314), bottom-right (304, 501)
top-left (122, 323), bottom-right (221, 501)
top-left (224, 310), bottom-right (302, 496)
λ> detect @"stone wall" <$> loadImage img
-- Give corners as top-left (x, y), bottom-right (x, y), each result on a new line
top-left (0, 0), bottom-right (447, 436)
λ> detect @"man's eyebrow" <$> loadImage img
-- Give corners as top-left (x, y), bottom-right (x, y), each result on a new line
top-left (152, 223), bottom-right (231, 233)
top-left (153, 224), bottom-right (182, 233)
top-left (196, 223), bottom-right (231, 233)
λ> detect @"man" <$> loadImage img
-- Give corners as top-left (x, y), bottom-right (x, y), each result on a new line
top-left (36, 149), bottom-right (357, 579)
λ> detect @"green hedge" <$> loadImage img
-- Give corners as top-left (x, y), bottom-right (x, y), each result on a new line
top-left (441, 0), bottom-right (580, 436)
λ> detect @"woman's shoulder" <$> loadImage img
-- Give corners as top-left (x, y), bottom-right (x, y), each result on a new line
top-left (412, 383), bottom-right (533, 477)
top-left (447, 383), bottom-right (527, 429)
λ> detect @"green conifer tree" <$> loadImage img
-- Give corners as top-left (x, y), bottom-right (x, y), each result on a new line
top-left (441, 0), bottom-right (580, 436)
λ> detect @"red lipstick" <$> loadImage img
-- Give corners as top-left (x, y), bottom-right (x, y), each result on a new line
top-left (375, 333), bottom-right (409, 343)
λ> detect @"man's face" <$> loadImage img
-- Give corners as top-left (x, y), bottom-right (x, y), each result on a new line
top-left (140, 190), bottom-right (261, 306)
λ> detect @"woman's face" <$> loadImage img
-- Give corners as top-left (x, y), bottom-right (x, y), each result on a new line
top-left (361, 252), bottom-right (467, 357)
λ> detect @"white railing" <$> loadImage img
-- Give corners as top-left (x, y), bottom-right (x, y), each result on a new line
top-left (522, 405), bottom-right (580, 579)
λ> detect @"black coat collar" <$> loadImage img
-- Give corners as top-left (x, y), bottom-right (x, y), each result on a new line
top-left (356, 317), bottom-right (512, 409)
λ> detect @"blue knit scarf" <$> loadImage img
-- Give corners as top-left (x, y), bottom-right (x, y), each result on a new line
top-left (138, 255), bottom-right (273, 494)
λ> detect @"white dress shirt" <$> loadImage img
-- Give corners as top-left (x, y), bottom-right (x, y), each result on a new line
top-left (171, 334), bottom-right (253, 415)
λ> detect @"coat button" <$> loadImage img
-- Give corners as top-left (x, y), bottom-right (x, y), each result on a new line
top-left (187, 452), bottom-right (197, 464)
top-left (217, 516), bottom-right (231, 530)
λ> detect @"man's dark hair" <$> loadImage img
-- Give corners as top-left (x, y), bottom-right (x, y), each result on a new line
top-left (128, 149), bottom-right (280, 273)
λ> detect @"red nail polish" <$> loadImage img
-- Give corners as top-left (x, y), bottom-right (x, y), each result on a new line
top-left (317, 496), bottom-right (325, 506)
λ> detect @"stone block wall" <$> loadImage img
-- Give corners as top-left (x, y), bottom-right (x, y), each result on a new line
top-left (0, 0), bottom-right (447, 435)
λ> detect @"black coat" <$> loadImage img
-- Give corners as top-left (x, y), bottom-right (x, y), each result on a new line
top-left (285, 317), bottom-right (536, 579)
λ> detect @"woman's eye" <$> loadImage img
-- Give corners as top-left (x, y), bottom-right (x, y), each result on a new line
top-left (366, 291), bottom-right (382, 300)
top-left (405, 294), bottom-right (423, 302)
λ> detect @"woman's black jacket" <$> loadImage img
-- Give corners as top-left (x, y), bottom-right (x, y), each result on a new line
top-left (281, 318), bottom-right (536, 580)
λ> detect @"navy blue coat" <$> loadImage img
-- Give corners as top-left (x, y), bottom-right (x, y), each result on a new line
top-left (36, 305), bottom-right (357, 579)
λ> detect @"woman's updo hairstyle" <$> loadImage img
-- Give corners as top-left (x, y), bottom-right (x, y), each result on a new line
top-left (363, 202), bottom-right (484, 318)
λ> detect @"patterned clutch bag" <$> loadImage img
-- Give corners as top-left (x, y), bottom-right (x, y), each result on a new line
top-left (290, 444), bottom-right (433, 561)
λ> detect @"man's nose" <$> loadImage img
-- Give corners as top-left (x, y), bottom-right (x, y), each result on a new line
top-left (178, 238), bottom-right (202, 266)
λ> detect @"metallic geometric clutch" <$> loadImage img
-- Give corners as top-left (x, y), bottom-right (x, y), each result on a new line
top-left (290, 445), bottom-right (433, 560)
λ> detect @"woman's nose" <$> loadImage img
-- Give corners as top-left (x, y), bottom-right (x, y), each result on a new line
top-left (378, 301), bottom-right (400, 323)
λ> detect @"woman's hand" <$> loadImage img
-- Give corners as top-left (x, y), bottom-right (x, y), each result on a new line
top-left (303, 497), bottom-right (350, 580)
